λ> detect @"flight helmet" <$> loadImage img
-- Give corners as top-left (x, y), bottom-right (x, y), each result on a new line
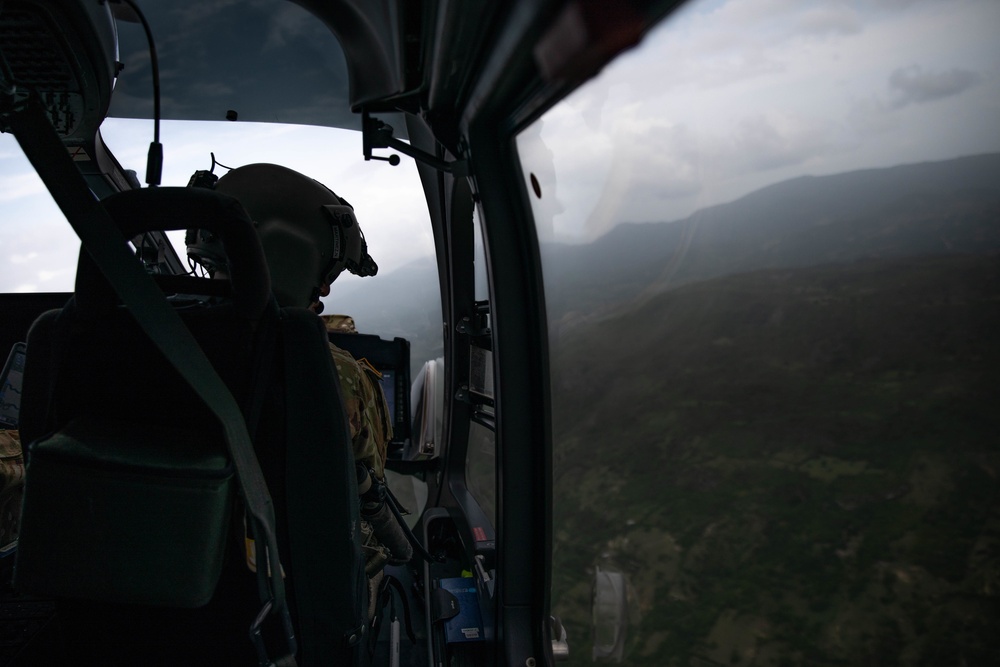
top-left (186, 163), bottom-right (377, 308)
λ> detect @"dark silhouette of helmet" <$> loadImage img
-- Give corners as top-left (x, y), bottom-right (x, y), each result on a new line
top-left (186, 163), bottom-right (377, 308)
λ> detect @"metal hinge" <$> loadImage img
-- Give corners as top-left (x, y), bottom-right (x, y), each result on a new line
top-left (551, 615), bottom-right (569, 661)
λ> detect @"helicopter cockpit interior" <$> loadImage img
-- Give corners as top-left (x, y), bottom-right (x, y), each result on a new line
top-left (2, 0), bottom-right (999, 665)
top-left (2, 0), bottom-right (650, 664)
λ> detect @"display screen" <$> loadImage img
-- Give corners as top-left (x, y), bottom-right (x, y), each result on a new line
top-left (380, 369), bottom-right (395, 426)
top-left (0, 343), bottom-right (26, 429)
top-left (328, 331), bottom-right (410, 453)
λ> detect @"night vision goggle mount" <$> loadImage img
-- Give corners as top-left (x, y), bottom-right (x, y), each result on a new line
top-left (185, 161), bottom-right (377, 308)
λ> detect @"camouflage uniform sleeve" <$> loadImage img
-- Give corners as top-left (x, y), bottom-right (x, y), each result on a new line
top-left (327, 343), bottom-right (398, 610)
top-left (0, 430), bottom-right (25, 550)
top-left (327, 343), bottom-right (393, 478)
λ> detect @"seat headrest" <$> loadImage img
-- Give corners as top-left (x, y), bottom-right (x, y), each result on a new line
top-left (74, 187), bottom-right (271, 318)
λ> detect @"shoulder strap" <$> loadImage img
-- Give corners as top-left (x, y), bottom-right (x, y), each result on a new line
top-left (5, 94), bottom-right (297, 666)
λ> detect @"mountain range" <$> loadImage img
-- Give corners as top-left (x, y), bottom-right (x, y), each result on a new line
top-left (540, 154), bottom-right (1000, 665)
top-left (332, 152), bottom-right (1000, 358)
top-left (542, 152), bottom-right (1000, 330)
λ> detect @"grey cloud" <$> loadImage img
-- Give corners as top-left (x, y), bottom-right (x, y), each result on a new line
top-left (573, 121), bottom-right (706, 237)
top-left (732, 115), bottom-right (832, 172)
top-left (870, 0), bottom-right (918, 8)
top-left (604, 122), bottom-right (706, 204)
top-left (846, 96), bottom-right (894, 136)
top-left (640, 2), bottom-right (856, 95)
top-left (577, 112), bottom-right (839, 234)
top-left (188, 82), bottom-right (236, 98)
top-left (708, 0), bottom-right (859, 44)
top-left (796, 6), bottom-right (862, 37)
top-left (638, 124), bottom-right (706, 199)
top-left (714, 0), bottom-right (801, 27)
top-left (868, 0), bottom-right (946, 10)
top-left (889, 65), bottom-right (982, 108)
top-left (264, 6), bottom-right (318, 51)
top-left (170, 0), bottom-right (245, 28)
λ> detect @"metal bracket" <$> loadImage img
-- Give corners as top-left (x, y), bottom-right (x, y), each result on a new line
top-left (551, 616), bottom-right (570, 661)
top-left (456, 301), bottom-right (492, 342)
top-left (362, 111), bottom-right (468, 176)
top-left (475, 554), bottom-right (496, 599)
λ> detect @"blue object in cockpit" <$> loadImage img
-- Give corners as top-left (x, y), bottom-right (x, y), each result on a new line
top-left (435, 577), bottom-right (484, 644)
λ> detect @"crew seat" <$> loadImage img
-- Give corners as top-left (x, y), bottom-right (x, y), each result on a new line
top-left (13, 187), bottom-right (368, 666)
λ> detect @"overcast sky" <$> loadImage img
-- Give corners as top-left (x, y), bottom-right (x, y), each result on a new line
top-left (0, 120), bottom-right (429, 293)
top-left (519, 0), bottom-right (1000, 243)
top-left (3, 0), bottom-right (999, 293)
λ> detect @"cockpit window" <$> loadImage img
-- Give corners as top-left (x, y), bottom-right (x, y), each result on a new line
top-left (3, 120), bottom-right (441, 363)
top-left (98, 119), bottom-right (437, 298)
top-left (465, 209), bottom-right (496, 526)
top-left (0, 134), bottom-right (77, 292)
top-left (519, 0), bottom-right (1000, 663)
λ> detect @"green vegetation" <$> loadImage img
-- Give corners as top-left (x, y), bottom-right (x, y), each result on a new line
top-left (550, 254), bottom-right (1000, 665)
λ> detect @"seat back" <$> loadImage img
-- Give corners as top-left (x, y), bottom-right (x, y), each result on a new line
top-left (14, 188), bottom-right (367, 665)
top-left (18, 187), bottom-right (271, 449)
top-left (262, 308), bottom-right (370, 665)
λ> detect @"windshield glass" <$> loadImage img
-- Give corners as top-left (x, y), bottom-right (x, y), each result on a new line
top-left (0, 119), bottom-right (441, 366)
top-left (0, 135), bottom-right (78, 293)
top-left (519, 0), bottom-right (1000, 663)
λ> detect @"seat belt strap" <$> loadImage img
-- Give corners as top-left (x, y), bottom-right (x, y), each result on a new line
top-left (4, 94), bottom-right (297, 666)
